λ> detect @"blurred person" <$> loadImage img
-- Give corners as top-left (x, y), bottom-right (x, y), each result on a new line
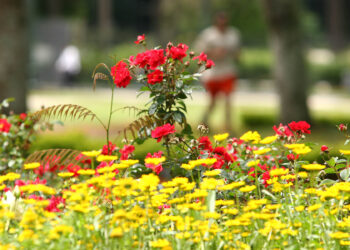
top-left (195, 12), bottom-right (240, 133)
top-left (55, 45), bottom-right (81, 87)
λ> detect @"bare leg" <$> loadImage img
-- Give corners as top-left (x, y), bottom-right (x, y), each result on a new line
top-left (225, 94), bottom-right (232, 132)
top-left (202, 95), bottom-right (216, 127)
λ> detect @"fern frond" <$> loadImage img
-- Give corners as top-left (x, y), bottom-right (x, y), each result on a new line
top-left (112, 106), bottom-right (142, 115)
top-left (31, 104), bottom-right (98, 122)
top-left (122, 115), bottom-right (163, 142)
top-left (25, 149), bottom-right (86, 168)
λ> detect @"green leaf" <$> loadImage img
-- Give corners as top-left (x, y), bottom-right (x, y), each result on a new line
top-left (324, 168), bottom-right (335, 174)
top-left (139, 86), bottom-right (150, 91)
top-left (335, 164), bottom-right (346, 170)
top-left (173, 111), bottom-right (183, 123)
top-left (327, 157), bottom-right (336, 167)
top-left (148, 103), bottom-right (158, 115)
top-left (340, 168), bottom-right (350, 181)
top-left (177, 92), bottom-right (187, 99)
top-left (319, 179), bottom-right (336, 186)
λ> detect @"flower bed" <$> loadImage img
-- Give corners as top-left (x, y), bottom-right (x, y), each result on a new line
top-left (1, 36), bottom-right (350, 249)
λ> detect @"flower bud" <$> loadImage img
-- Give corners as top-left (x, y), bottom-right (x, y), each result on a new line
top-left (184, 61), bottom-right (190, 67)
top-left (189, 51), bottom-right (195, 58)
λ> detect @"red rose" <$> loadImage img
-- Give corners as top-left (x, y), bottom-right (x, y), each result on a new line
top-left (321, 145), bottom-right (329, 152)
top-left (102, 141), bottom-right (116, 155)
top-left (0, 118), bottom-right (11, 133)
top-left (147, 70), bottom-right (164, 85)
top-left (273, 123), bottom-right (293, 137)
top-left (167, 43), bottom-right (188, 61)
top-left (134, 34), bottom-right (145, 44)
top-left (288, 121), bottom-right (311, 134)
top-left (198, 136), bottom-right (213, 151)
top-left (151, 124), bottom-right (175, 142)
top-left (338, 123), bottom-right (347, 132)
top-left (111, 61), bottom-right (132, 88)
top-left (193, 52), bottom-right (208, 63)
top-left (19, 113), bottom-right (27, 121)
top-left (205, 59), bottom-right (215, 69)
top-left (119, 144), bottom-right (135, 160)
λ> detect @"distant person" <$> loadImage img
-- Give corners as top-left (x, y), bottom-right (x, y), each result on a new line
top-left (195, 12), bottom-right (241, 132)
top-left (55, 45), bottom-right (81, 87)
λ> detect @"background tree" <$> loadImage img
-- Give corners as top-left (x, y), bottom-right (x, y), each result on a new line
top-left (260, 0), bottom-right (311, 123)
top-left (0, 0), bottom-right (28, 113)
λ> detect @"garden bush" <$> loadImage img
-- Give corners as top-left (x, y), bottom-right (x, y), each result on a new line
top-left (1, 36), bottom-right (350, 249)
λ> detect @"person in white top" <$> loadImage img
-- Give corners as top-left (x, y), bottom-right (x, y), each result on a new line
top-left (195, 12), bottom-right (240, 132)
top-left (55, 45), bottom-right (81, 86)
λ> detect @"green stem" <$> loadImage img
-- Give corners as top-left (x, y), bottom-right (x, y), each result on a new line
top-left (106, 85), bottom-right (115, 154)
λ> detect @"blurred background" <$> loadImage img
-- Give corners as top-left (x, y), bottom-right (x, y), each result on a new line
top-left (1, 0), bottom-right (350, 157)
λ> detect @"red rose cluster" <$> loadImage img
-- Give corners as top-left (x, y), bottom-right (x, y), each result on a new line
top-left (273, 121), bottom-right (311, 139)
top-left (193, 52), bottom-right (215, 69)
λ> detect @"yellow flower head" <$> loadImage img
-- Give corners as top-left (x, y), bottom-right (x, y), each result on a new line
top-left (96, 155), bottom-right (118, 162)
top-left (260, 135), bottom-right (278, 144)
top-left (23, 162), bottom-right (41, 170)
top-left (81, 150), bottom-right (101, 157)
top-left (302, 164), bottom-right (325, 171)
top-left (247, 160), bottom-right (260, 167)
top-left (213, 133), bottom-right (229, 142)
top-left (239, 185), bottom-right (256, 193)
top-left (144, 157), bottom-right (166, 165)
top-left (270, 168), bottom-right (289, 177)
top-left (203, 169), bottom-right (221, 177)
top-left (339, 149), bottom-right (350, 155)
top-left (58, 172), bottom-right (74, 178)
top-left (253, 148), bottom-right (271, 155)
top-left (240, 131), bottom-right (261, 144)
top-left (77, 169), bottom-right (95, 175)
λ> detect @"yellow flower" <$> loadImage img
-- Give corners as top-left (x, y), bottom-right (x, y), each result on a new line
top-left (247, 160), bottom-right (260, 167)
top-left (58, 172), bottom-right (74, 178)
top-left (144, 157), bottom-right (166, 165)
top-left (18, 229), bottom-right (37, 242)
top-left (253, 148), bottom-right (271, 155)
top-left (203, 169), bottom-right (221, 177)
top-left (339, 149), bottom-right (350, 155)
top-left (293, 146), bottom-right (311, 155)
top-left (308, 204), bottom-right (322, 212)
top-left (77, 169), bottom-right (95, 175)
top-left (340, 240), bottom-right (350, 246)
top-left (240, 131), bottom-right (261, 144)
top-left (113, 163), bottom-right (129, 170)
top-left (284, 143), bottom-right (306, 149)
top-left (214, 133), bottom-right (229, 142)
top-left (96, 155), bottom-right (118, 162)
top-left (110, 227), bottom-right (123, 238)
top-left (81, 150), bottom-right (101, 157)
top-left (330, 231), bottom-right (350, 239)
top-left (302, 164), bottom-right (325, 171)
top-left (239, 185), bottom-right (256, 193)
top-left (260, 135), bottom-right (278, 144)
top-left (295, 205), bottom-right (305, 212)
top-left (4, 172), bottom-right (21, 181)
top-left (181, 164), bottom-right (195, 170)
top-left (150, 239), bottom-right (170, 248)
top-left (298, 171), bottom-right (308, 178)
top-left (120, 159), bottom-right (139, 166)
top-left (23, 162), bottom-right (40, 170)
top-left (270, 168), bottom-right (289, 176)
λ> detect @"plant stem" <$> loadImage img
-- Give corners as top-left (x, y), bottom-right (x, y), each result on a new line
top-left (106, 85), bottom-right (115, 154)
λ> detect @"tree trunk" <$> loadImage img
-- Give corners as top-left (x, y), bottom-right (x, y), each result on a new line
top-left (0, 0), bottom-right (28, 113)
top-left (260, 0), bottom-right (311, 123)
top-left (327, 0), bottom-right (346, 51)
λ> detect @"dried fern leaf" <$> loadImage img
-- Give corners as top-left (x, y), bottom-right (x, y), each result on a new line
top-left (31, 104), bottom-right (98, 122)
top-left (122, 115), bottom-right (163, 142)
top-left (25, 149), bottom-right (86, 168)
top-left (93, 72), bottom-right (109, 90)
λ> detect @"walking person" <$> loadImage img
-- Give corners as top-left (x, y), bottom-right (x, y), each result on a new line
top-left (195, 12), bottom-right (241, 133)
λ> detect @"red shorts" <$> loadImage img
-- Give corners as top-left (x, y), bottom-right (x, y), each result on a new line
top-left (205, 76), bottom-right (236, 97)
